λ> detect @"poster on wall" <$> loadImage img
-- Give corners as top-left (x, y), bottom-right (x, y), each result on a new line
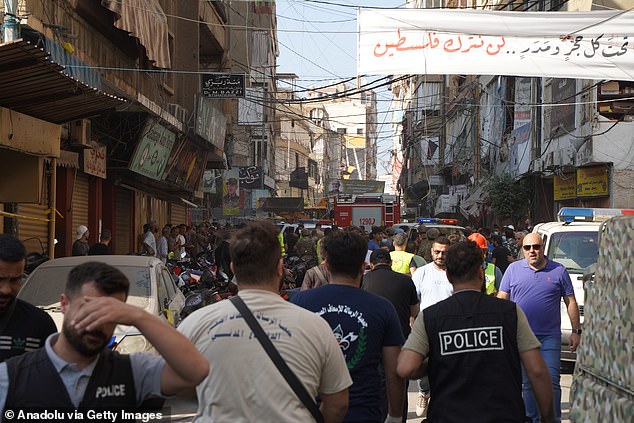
top-left (223, 168), bottom-right (240, 216)
top-left (203, 170), bottom-right (218, 194)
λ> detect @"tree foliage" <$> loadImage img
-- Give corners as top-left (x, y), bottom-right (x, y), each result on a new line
top-left (484, 174), bottom-right (532, 224)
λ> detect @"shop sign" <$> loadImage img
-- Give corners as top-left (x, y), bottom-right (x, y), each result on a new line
top-left (554, 173), bottom-right (576, 201)
top-left (577, 166), bottom-right (609, 197)
top-left (201, 73), bottom-right (245, 98)
top-left (83, 142), bottom-right (107, 179)
top-left (129, 119), bottom-right (176, 180)
top-left (164, 141), bottom-right (210, 191)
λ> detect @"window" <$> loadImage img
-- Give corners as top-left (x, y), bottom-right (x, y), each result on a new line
top-left (337, 128), bottom-right (347, 135)
top-left (357, 128), bottom-right (364, 135)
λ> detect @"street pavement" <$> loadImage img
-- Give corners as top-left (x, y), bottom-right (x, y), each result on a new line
top-left (164, 373), bottom-right (574, 422)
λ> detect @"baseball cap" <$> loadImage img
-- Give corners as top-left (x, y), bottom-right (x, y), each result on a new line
top-left (370, 248), bottom-right (391, 264)
top-left (76, 225), bottom-right (88, 240)
top-left (468, 233), bottom-right (488, 249)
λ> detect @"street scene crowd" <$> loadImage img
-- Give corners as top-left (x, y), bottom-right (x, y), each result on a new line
top-left (0, 215), bottom-right (585, 423)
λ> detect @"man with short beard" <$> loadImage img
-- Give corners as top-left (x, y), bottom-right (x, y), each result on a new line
top-left (0, 261), bottom-right (209, 413)
top-left (0, 235), bottom-right (56, 362)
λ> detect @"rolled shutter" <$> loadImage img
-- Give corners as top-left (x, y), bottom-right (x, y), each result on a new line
top-left (115, 188), bottom-right (132, 254)
top-left (170, 203), bottom-right (187, 226)
top-left (72, 173), bottom-right (90, 230)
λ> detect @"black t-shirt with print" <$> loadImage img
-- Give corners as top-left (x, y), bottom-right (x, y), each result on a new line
top-left (0, 299), bottom-right (57, 362)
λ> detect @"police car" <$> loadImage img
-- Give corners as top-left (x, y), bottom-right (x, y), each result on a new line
top-left (532, 207), bottom-right (634, 362)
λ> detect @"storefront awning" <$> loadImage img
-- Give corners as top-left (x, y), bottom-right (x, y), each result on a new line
top-left (261, 197), bottom-right (304, 212)
top-left (0, 40), bottom-right (125, 124)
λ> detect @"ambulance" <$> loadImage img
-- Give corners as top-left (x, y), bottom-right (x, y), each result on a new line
top-left (532, 207), bottom-right (634, 362)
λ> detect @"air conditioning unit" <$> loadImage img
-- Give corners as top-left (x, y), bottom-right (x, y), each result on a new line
top-left (167, 103), bottom-right (189, 124)
top-left (70, 119), bottom-right (91, 148)
top-left (532, 158), bottom-right (544, 172)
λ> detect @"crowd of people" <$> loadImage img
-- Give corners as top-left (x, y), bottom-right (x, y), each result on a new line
top-left (0, 215), bottom-right (578, 423)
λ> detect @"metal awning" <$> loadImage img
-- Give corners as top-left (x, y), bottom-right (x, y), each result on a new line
top-left (0, 40), bottom-right (125, 124)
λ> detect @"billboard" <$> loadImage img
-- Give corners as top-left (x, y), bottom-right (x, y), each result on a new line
top-left (222, 168), bottom-right (240, 216)
top-left (200, 73), bottom-right (245, 98)
top-left (326, 179), bottom-right (385, 196)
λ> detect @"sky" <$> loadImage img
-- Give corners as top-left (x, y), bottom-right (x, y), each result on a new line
top-left (275, 0), bottom-right (405, 177)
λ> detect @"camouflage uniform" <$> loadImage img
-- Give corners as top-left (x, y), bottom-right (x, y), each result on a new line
top-left (569, 216), bottom-right (634, 422)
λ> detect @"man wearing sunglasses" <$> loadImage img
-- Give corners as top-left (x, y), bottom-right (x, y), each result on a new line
top-left (497, 233), bottom-right (580, 423)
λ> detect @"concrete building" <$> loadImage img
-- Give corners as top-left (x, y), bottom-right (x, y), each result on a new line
top-left (0, 0), bottom-right (236, 255)
top-left (393, 0), bottom-right (634, 226)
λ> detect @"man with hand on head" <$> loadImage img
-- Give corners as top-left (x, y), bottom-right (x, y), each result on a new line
top-left (0, 261), bottom-right (209, 413)
top-left (498, 233), bottom-right (580, 423)
top-left (398, 241), bottom-right (555, 423)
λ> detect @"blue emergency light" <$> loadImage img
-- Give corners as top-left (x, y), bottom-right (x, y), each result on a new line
top-left (557, 207), bottom-right (634, 223)
top-left (418, 218), bottom-right (437, 223)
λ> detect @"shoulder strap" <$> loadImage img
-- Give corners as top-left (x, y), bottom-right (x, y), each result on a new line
top-left (229, 296), bottom-right (324, 423)
top-left (313, 265), bottom-right (328, 287)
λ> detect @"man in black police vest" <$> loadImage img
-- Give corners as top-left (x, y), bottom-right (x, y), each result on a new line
top-left (0, 261), bottom-right (209, 416)
top-left (397, 241), bottom-right (555, 422)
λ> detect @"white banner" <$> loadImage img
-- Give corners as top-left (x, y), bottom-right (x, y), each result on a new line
top-left (358, 9), bottom-right (634, 80)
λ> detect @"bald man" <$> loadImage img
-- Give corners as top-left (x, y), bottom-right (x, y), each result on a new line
top-left (498, 233), bottom-right (580, 423)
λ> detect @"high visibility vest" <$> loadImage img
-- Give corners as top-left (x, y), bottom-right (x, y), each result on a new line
top-left (484, 263), bottom-right (497, 295)
top-left (390, 250), bottom-right (415, 275)
top-left (277, 232), bottom-right (286, 256)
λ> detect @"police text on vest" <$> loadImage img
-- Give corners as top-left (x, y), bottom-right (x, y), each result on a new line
top-left (439, 326), bottom-right (504, 355)
top-left (95, 384), bottom-right (126, 398)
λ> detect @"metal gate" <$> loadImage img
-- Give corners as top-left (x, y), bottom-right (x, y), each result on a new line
top-left (115, 188), bottom-right (132, 254)
top-left (170, 203), bottom-right (187, 226)
top-left (72, 173), bottom-right (90, 232)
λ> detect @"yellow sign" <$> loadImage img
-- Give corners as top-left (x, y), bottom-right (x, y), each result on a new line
top-left (554, 174), bottom-right (576, 201)
top-left (577, 166), bottom-right (609, 197)
top-left (345, 134), bottom-right (366, 149)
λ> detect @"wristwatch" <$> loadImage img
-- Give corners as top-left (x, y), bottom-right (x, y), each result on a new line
top-left (572, 328), bottom-right (582, 334)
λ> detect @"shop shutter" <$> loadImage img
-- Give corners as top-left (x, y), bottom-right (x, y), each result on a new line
top-left (170, 203), bottom-right (187, 226)
top-left (18, 180), bottom-right (50, 255)
top-left (72, 173), bottom-right (90, 231)
top-left (151, 197), bottom-right (169, 228)
top-left (0, 203), bottom-right (3, 233)
top-left (115, 188), bottom-right (132, 254)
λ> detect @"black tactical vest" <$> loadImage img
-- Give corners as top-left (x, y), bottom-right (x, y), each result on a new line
top-left (423, 290), bottom-right (525, 423)
top-left (4, 346), bottom-right (137, 419)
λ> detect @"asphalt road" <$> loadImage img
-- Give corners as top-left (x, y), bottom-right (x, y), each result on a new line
top-left (164, 373), bottom-right (574, 422)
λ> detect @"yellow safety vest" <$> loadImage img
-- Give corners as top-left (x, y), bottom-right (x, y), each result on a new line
top-left (390, 251), bottom-right (415, 275)
top-left (277, 232), bottom-right (286, 256)
top-left (484, 263), bottom-right (497, 295)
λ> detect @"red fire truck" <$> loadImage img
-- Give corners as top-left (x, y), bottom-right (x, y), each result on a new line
top-left (333, 194), bottom-right (400, 228)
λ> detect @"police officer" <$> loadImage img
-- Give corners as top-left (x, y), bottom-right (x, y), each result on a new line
top-left (396, 241), bottom-right (555, 423)
top-left (0, 262), bottom-right (209, 414)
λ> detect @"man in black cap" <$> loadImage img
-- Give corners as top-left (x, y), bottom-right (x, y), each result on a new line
top-left (224, 177), bottom-right (239, 208)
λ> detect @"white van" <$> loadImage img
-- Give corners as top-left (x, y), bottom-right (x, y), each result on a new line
top-left (532, 207), bottom-right (633, 362)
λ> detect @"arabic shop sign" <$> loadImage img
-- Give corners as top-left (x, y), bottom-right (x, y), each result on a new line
top-left (554, 173), bottom-right (576, 201)
top-left (577, 166), bottom-right (609, 198)
top-left (201, 73), bottom-right (246, 98)
top-left (239, 166), bottom-right (263, 189)
top-left (129, 119), bottom-right (177, 181)
top-left (358, 9), bottom-right (634, 80)
top-left (83, 141), bottom-right (107, 179)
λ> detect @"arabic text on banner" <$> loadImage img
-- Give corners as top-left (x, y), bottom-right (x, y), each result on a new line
top-left (358, 9), bottom-right (634, 80)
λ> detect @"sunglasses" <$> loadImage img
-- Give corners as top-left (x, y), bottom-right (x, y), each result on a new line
top-left (523, 244), bottom-right (542, 251)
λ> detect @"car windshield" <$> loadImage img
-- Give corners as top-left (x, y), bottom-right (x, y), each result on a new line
top-left (547, 231), bottom-right (599, 272)
top-left (19, 265), bottom-right (152, 310)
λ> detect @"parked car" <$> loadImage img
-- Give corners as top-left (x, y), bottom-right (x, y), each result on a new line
top-left (17, 255), bottom-right (185, 353)
top-left (569, 214), bottom-right (634, 422)
top-left (400, 218), bottom-right (466, 244)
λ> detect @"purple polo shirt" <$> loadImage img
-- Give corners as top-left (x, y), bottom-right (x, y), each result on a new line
top-left (499, 259), bottom-right (574, 336)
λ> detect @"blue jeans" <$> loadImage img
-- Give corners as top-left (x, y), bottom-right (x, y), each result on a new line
top-left (522, 334), bottom-right (561, 422)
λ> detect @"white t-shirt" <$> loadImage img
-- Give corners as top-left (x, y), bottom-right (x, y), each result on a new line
top-left (412, 262), bottom-right (453, 311)
top-left (178, 289), bottom-right (352, 423)
top-left (176, 234), bottom-right (186, 257)
top-left (142, 231), bottom-right (157, 256)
